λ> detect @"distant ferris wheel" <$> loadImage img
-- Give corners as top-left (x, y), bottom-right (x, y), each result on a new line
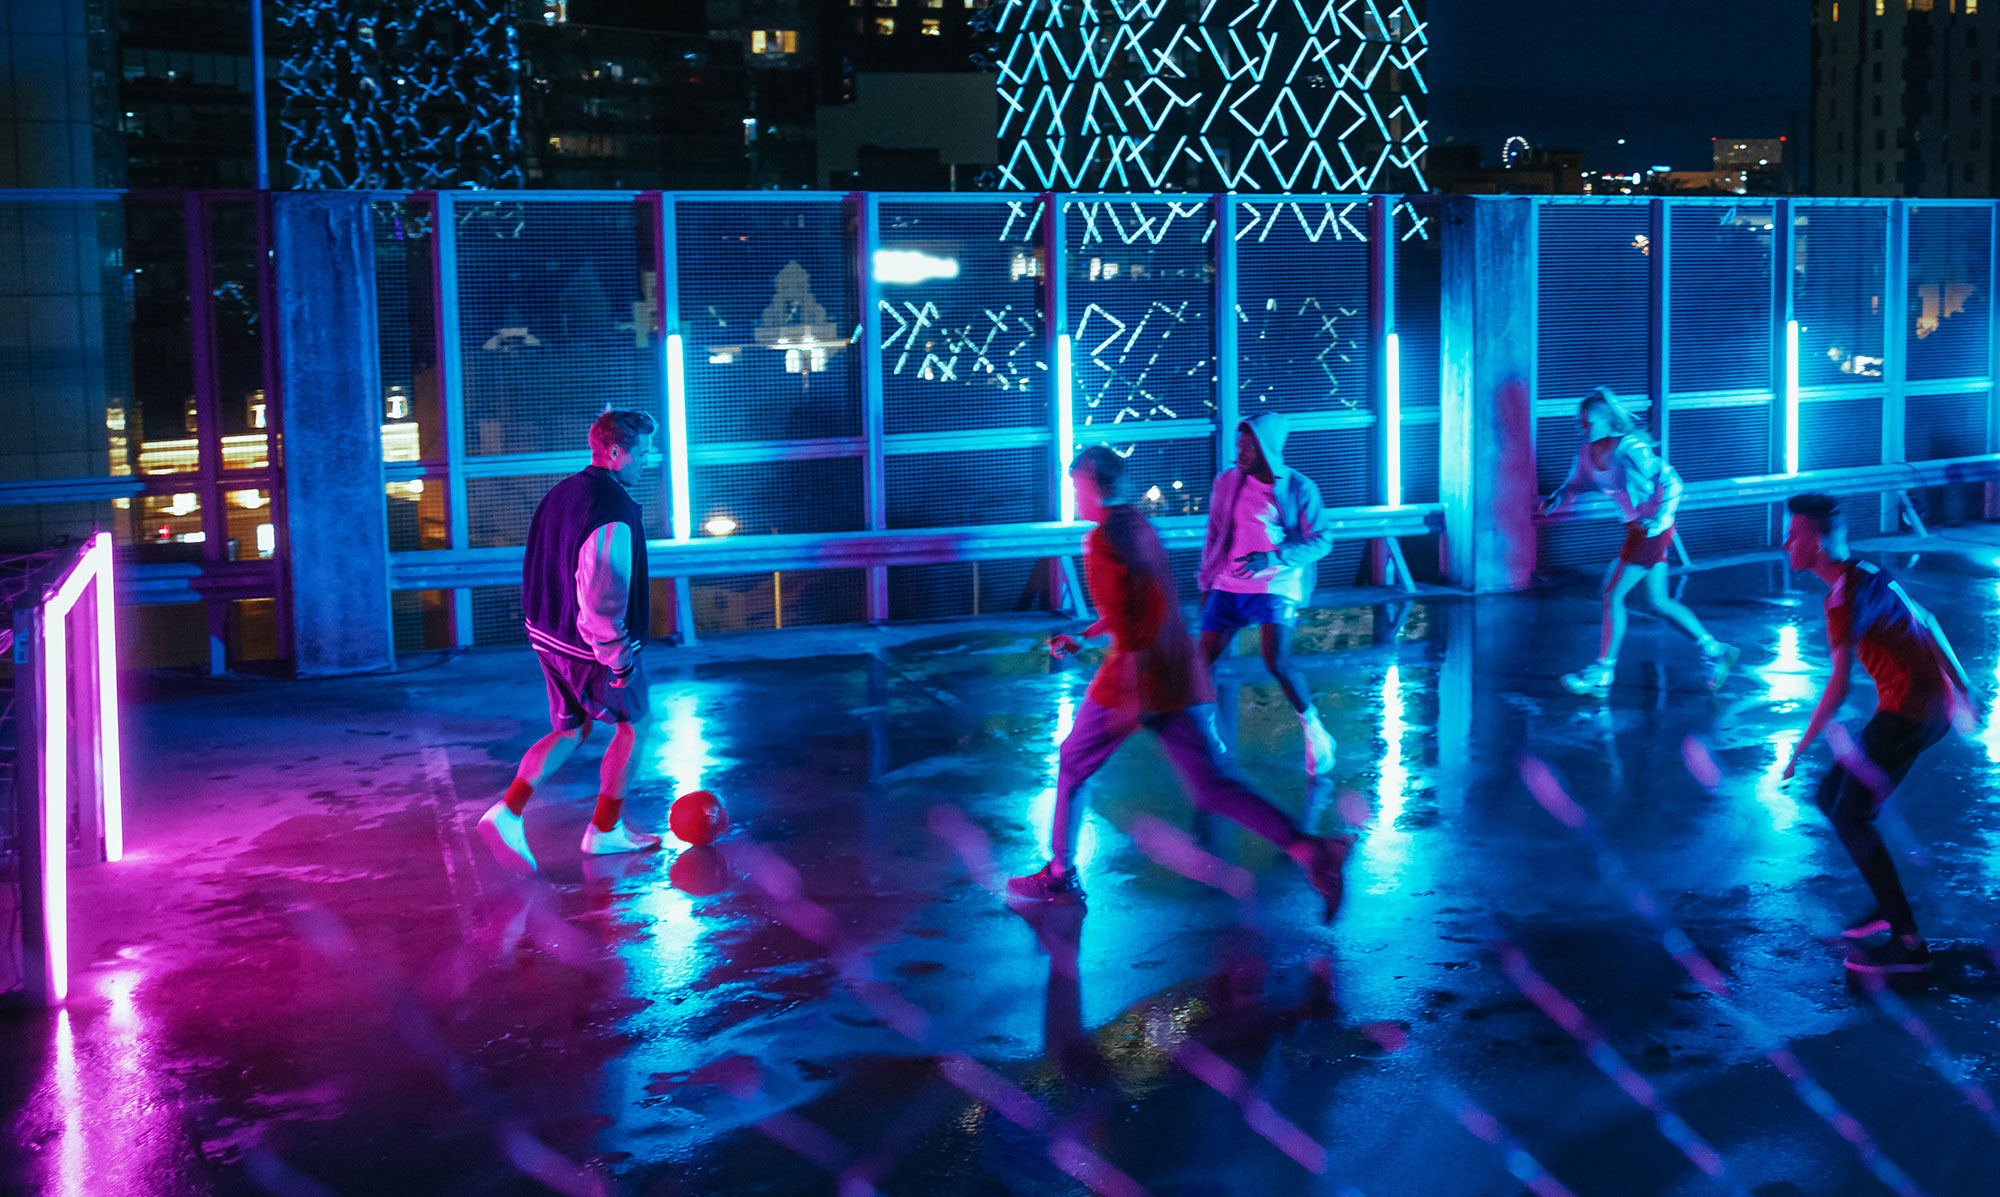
top-left (1502, 136), bottom-right (1529, 168)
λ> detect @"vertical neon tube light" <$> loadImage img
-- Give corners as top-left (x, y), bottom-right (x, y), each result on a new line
top-left (90, 533), bottom-right (121, 863)
top-left (1057, 333), bottom-right (1075, 522)
top-left (666, 333), bottom-right (692, 540)
top-left (40, 597), bottom-right (69, 1004)
top-left (1384, 332), bottom-right (1403, 507)
top-left (1784, 319), bottom-right (1800, 475)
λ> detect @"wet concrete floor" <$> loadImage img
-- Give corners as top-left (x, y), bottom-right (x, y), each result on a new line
top-left (7, 538), bottom-right (2000, 1195)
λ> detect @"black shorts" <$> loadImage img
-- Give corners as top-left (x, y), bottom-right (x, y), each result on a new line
top-left (537, 650), bottom-right (649, 730)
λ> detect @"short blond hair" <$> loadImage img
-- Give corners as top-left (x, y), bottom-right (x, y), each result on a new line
top-left (589, 408), bottom-right (658, 454)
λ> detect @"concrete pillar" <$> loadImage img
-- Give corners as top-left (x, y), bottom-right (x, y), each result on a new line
top-left (274, 193), bottom-right (394, 675)
top-left (1440, 196), bottom-right (1539, 592)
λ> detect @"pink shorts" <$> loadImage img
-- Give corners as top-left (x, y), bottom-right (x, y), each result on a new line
top-left (1619, 522), bottom-right (1673, 567)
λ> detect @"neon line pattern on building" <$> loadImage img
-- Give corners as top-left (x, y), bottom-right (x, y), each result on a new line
top-left (995, 0), bottom-right (1429, 192)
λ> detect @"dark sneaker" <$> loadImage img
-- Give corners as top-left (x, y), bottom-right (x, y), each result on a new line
top-left (1006, 862), bottom-right (1084, 904)
top-left (1846, 934), bottom-right (1932, 975)
top-left (1842, 907), bottom-right (1891, 940)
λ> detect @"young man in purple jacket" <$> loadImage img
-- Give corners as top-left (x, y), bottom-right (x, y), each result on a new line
top-left (1196, 413), bottom-right (1338, 775)
top-left (478, 409), bottom-right (663, 874)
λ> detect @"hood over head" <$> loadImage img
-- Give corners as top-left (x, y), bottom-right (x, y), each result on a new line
top-left (1240, 412), bottom-right (1290, 476)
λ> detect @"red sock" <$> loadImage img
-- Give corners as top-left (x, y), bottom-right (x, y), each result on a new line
top-left (502, 778), bottom-right (534, 816)
top-left (590, 794), bottom-right (623, 832)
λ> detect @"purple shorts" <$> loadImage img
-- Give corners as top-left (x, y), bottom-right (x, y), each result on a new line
top-left (537, 650), bottom-right (649, 730)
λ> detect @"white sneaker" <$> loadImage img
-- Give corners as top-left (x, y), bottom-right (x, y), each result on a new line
top-left (477, 800), bottom-right (537, 875)
top-left (580, 820), bottom-right (663, 856)
top-left (1301, 710), bottom-right (1337, 776)
top-left (1561, 661), bottom-right (1614, 698)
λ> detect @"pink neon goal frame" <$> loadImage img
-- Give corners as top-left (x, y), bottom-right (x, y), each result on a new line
top-left (25, 531), bottom-right (123, 1004)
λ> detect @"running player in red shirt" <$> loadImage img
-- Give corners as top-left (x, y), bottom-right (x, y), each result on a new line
top-left (1006, 446), bottom-right (1352, 919)
top-left (1782, 493), bottom-right (1974, 975)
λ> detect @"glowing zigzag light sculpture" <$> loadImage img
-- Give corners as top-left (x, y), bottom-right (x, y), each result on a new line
top-left (274, 0), bottom-right (524, 190)
top-left (995, 0), bottom-right (1429, 193)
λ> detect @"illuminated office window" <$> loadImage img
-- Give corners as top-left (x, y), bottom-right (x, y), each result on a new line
top-left (921, 17), bottom-right (941, 34)
top-left (874, 15), bottom-right (896, 33)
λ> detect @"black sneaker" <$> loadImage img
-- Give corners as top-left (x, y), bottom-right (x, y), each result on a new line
top-left (1006, 862), bottom-right (1085, 905)
top-left (1845, 934), bottom-right (1932, 975)
top-left (1842, 907), bottom-right (1891, 940)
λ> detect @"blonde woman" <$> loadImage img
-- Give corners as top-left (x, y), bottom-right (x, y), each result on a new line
top-left (1540, 387), bottom-right (1738, 698)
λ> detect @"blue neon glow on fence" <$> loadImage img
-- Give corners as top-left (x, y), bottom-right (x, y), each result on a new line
top-left (1785, 319), bottom-right (1800, 475)
top-left (1385, 331), bottom-right (1403, 507)
top-left (1057, 333), bottom-right (1075, 523)
top-left (667, 333), bottom-right (692, 541)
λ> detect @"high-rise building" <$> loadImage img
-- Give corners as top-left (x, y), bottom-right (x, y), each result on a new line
top-left (1812, 0), bottom-right (1995, 196)
top-left (996, 0), bottom-right (1428, 193)
top-left (116, 0), bottom-right (253, 188)
top-left (519, 7), bottom-right (750, 190)
top-left (706, 1), bottom-right (821, 188)
top-left (813, 0), bottom-right (996, 189)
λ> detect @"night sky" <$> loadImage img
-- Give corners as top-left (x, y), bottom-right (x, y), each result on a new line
top-left (1427, 0), bottom-right (1812, 175)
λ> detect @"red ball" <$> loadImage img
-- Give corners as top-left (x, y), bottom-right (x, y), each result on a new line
top-left (669, 790), bottom-right (730, 846)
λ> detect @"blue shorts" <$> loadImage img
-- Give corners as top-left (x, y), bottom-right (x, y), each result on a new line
top-left (1200, 590), bottom-right (1298, 632)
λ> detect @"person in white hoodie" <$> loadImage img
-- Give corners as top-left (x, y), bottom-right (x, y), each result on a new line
top-left (1195, 413), bottom-right (1338, 775)
top-left (1541, 387), bottom-right (1738, 698)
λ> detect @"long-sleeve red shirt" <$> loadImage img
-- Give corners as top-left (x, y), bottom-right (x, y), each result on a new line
top-left (1084, 506), bottom-right (1215, 714)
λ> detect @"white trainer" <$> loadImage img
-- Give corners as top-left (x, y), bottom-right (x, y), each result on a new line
top-left (477, 800), bottom-right (537, 875)
top-left (580, 820), bottom-right (664, 856)
top-left (1301, 710), bottom-right (1337, 776)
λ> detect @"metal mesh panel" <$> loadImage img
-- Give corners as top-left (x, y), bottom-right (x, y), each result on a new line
top-left (373, 200), bottom-right (440, 463)
top-left (471, 585), bottom-right (527, 646)
top-left (1905, 391), bottom-right (1989, 461)
top-left (1794, 205), bottom-right (1886, 388)
top-left (1668, 203), bottom-right (1773, 394)
top-left (385, 481), bottom-right (449, 552)
top-left (886, 446), bottom-right (1047, 529)
top-left (1067, 199), bottom-right (1215, 434)
top-left (1077, 435), bottom-right (1216, 518)
top-left (1282, 425), bottom-right (1372, 509)
top-left (1670, 405), bottom-right (1772, 481)
top-left (1310, 540), bottom-right (1369, 593)
top-left (1907, 206), bottom-right (1992, 382)
top-left (1676, 504), bottom-right (1771, 559)
top-left (1799, 396), bottom-right (1883, 470)
top-left (691, 569), bottom-right (867, 634)
top-left (466, 468), bottom-right (663, 549)
top-left (454, 199), bottom-right (658, 456)
top-left (1400, 415), bottom-right (1441, 504)
top-left (675, 198), bottom-right (860, 444)
top-left (1537, 519), bottom-right (1627, 575)
top-left (1234, 200), bottom-right (1371, 417)
top-left (692, 457), bottom-right (864, 538)
top-left (392, 589), bottom-right (450, 653)
top-left (878, 199), bottom-right (1045, 435)
top-left (1537, 203), bottom-right (1650, 408)
top-left (888, 558), bottom-right (1050, 621)
top-left (1395, 200), bottom-right (1443, 415)
top-left (1166, 547), bottom-right (1202, 612)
